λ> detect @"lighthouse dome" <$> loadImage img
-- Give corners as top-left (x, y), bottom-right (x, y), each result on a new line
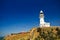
top-left (40, 10), bottom-right (43, 14)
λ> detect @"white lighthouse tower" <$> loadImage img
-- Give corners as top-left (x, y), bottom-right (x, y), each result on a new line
top-left (40, 10), bottom-right (50, 27)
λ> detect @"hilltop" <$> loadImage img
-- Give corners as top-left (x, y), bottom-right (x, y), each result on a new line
top-left (4, 26), bottom-right (60, 40)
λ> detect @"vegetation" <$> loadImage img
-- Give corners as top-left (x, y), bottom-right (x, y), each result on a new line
top-left (36, 27), bottom-right (60, 40)
top-left (4, 27), bottom-right (60, 40)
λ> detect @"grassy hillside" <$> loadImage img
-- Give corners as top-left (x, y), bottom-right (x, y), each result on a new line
top-left (4, 27), bottom-right (60, 40)
top-left (36, 27), bottom-right (60, 40)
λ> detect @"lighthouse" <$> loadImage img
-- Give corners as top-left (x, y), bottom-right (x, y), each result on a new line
top-left (39, 10), bottom-right (50, 27)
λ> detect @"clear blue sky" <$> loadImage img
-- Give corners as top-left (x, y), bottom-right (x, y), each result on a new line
top-left (0, 0), bottom-right (60, 36)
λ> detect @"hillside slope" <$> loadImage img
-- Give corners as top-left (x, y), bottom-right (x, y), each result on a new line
top-left (4, 27), bottom-right (60, 40)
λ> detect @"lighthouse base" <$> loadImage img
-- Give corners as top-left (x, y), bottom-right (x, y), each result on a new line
top-left (40, 22), bottom-right (50, 27)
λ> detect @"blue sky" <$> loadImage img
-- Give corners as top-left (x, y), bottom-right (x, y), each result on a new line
top-left (0, 0), bottom-right (60, 36)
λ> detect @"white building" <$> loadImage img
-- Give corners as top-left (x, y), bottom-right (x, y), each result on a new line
top-left (39, 10), bottom-right (50, 27)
